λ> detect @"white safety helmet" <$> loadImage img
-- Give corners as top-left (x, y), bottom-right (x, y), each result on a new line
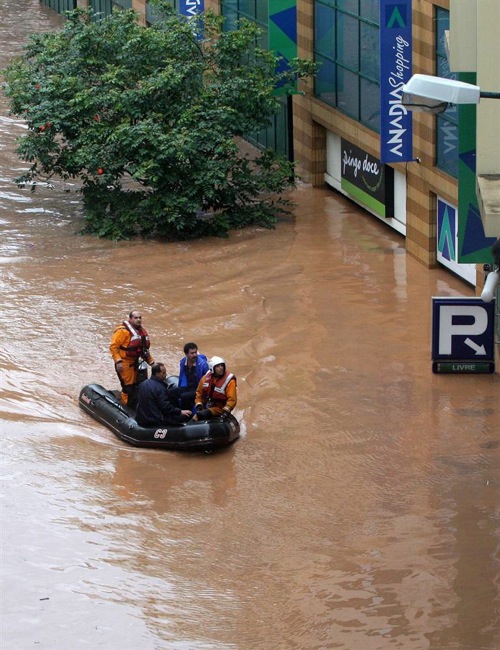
top-left (209, 356), bottom-right (226, 372)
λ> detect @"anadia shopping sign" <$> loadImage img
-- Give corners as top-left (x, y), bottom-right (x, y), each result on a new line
top-left (379, 0), bottom-right (413, 163)
top-left (179, 0), bottom-right (204, 16)
top-left (180, 0), bottom-right (204, 39)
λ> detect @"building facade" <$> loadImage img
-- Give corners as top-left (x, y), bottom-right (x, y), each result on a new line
top-left (41, 0), bottom-right (499, 290)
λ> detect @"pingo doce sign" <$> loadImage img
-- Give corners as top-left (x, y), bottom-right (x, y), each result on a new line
top-left (341, 140), bottom-right (394, 219)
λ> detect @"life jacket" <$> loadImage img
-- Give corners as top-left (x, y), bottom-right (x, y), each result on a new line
top-left (202, 371), bottom-right (236, 408)
top-left (118, 320), bottom-right (151, 360)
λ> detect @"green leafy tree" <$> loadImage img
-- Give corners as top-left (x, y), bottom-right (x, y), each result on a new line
top-left (3, 3), bottom-right (316, 240)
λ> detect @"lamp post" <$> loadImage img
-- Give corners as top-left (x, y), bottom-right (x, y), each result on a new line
top-left (401, 74), bottom-right (500, 114)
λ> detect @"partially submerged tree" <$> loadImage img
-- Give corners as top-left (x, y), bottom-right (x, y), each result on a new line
top-left (3, 2), bottom-right (316, 239)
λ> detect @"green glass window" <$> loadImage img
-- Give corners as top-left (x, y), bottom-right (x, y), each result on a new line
top-left (89, 0), bottom-right (113, 18)
top-left (220, 0), bottom-right (291, 160)
top-left (313, 0), bottom-right (380, 132)
top-left (221, 0), bottom-right (268, 43)
top-left (40, 0), bottom-right (77, 12)
top-left (146, 0), bottom-right (177, 24)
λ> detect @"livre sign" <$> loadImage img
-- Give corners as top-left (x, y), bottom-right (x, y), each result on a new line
top-left (341, 140), bottom-right (394, 218)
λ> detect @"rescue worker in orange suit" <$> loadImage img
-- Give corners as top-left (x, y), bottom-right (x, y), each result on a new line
top-left (110, 310), bottom-right (154, 407)
top-left (194, 356), bottom-right (237, 421)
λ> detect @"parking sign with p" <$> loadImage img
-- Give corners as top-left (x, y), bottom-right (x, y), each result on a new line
top-left (432, 297), bottom-right (496, 373)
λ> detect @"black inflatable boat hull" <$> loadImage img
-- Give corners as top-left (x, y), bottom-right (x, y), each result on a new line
top-left (79, 384), bottom-right (240, 452)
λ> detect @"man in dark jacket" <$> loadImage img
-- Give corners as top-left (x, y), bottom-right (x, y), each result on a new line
top-left (135, 363), bottom-right (192, 427)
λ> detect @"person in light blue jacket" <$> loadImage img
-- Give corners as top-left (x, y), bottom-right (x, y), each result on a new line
top-left (170, 342), bottom-right (209, 410)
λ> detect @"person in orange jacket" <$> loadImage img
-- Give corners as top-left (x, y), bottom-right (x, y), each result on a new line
top-left (110, 310), bottom-right (154, 406)
top-left (194, 356), bottom-right (237, 421)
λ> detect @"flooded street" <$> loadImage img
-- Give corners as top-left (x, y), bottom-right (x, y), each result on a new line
top-left (1, 2), bottom-right (499, 649)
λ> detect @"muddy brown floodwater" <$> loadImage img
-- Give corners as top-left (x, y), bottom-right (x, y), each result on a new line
top-left (1, 2), bottom-right (499, 649)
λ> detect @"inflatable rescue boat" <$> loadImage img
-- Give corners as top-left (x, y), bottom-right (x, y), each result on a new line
top-left (79, 383), bottom-right (240, 452)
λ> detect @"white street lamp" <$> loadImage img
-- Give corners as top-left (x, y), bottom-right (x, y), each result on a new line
top-left (401, 74), bottom-right (500, 114)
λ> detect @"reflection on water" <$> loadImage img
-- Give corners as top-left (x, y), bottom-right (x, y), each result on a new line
top-left (1, 2), bottom-right (500, 649)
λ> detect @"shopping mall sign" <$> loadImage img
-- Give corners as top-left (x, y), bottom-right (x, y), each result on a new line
top-left (379, 0), bottom-right (413, 163)
top-left (179, 0), bottom-right (203, 16)
top-left (431, 297), bottom-right (496, 374)
top-left (179, 0), bottom-right (204, 39)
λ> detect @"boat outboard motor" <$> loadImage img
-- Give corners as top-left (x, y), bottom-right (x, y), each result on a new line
top-left (165, 375), bottom-right (179, 390)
